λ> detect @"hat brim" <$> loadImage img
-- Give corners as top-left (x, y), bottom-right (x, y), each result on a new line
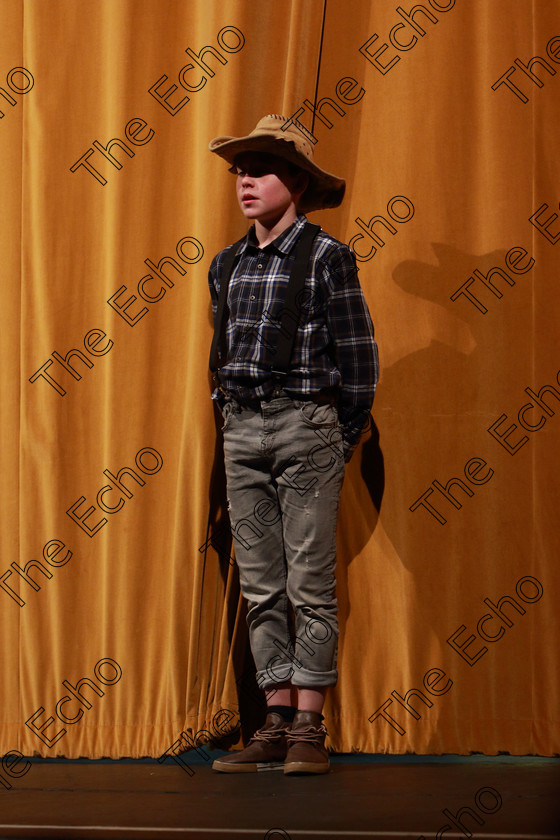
top-left (209, 134), bottom-right (345, 213)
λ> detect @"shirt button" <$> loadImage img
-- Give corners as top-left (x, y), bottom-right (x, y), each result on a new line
top-left (257, 263), bottom-right (263, 269)
top-left (250, 294), bottom-right (256, 300)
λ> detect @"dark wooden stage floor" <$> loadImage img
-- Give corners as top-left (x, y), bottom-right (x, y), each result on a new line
top-left (0, 754), bottom-right (558, 839)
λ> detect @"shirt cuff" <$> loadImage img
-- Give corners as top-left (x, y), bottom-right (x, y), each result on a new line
top-left (340, 408), bottom-right (373, 460)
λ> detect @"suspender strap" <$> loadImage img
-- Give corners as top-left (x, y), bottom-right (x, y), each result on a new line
top-left (209, 237), bottom-right (245, 374)
top-left (271, 222), bottom-right (320, 379)
top-left (209, 222), bottom-right (321, 380)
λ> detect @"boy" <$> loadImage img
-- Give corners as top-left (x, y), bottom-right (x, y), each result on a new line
top-left (207, 115), bottom-right (378, 774)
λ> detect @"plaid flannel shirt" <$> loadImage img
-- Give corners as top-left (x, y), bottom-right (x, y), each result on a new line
top-left (208, 214), bottom-right (379, 456)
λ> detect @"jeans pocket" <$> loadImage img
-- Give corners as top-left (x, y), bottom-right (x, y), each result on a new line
top-left (221, 401), bottom-right (235, 432)
top-left (298, 401), bottom-right (339, 428)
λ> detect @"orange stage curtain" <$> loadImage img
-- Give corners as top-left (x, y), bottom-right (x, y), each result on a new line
top-left (1, 0), bottom-right (558, 760)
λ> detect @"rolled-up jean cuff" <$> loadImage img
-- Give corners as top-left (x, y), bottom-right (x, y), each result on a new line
top-left (257, 665), bottom-right (338, 689)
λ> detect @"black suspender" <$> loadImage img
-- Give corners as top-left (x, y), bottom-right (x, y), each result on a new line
top-left (209, 222), bottom-right (321, 384)
top-left (208, 235), bottom-right (245, 375)
top-left (269, 222), bottom-right (320, 380)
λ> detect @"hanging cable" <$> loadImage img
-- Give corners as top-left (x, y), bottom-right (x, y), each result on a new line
top-left (310, 0), bottom-right (328, 137)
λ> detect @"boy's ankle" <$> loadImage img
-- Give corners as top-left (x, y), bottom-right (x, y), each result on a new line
top-left (266, 704), bottom-right (297, 722)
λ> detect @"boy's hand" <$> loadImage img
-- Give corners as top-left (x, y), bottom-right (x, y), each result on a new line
top-left (342, 439), bottom-right (356, 463)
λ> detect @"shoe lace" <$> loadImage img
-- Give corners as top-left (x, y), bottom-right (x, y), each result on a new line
top-left (286, 724), bottom-right (328, 744)
top-left (248, 725), bottom-right (290, 744)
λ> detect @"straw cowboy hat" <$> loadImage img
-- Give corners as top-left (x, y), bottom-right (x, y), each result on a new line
top-left (208, 113), bottom-right (345, 213)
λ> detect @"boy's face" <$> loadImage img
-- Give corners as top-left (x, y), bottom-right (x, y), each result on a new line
top-left (233, 151), bottom-right (307, 225)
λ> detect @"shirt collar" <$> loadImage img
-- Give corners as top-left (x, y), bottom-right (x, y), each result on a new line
top-left (237, 214), bottom-right (308, 256)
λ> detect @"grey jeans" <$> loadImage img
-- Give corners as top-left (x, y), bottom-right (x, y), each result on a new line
top-left (220, 393), bottom-right (346, 689)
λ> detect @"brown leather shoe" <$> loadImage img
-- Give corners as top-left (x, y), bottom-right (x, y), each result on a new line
top-left (212, 711), bottom-right (291, 773)
top-left (283, 710), bottom-right (330, 775)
